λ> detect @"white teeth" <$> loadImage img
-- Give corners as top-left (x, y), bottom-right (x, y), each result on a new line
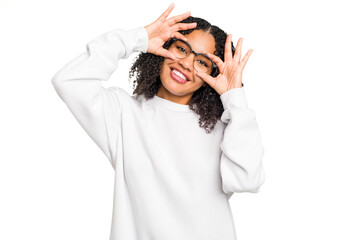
top-left (172, 69), bottom-right (187, 81)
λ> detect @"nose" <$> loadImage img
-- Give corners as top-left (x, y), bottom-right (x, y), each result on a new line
top-left (178, 53), bottom-right (195, 71)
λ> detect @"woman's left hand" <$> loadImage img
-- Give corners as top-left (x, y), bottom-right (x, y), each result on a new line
top-left (196, 34), bottom-right (254, 96)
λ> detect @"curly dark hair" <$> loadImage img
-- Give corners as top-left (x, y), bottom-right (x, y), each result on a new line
top-left (129, 16), bottom-right (240, 134)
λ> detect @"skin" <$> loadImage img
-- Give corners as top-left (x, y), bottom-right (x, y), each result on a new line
top-left (196, 34), bottom-right (254, 96)
top-left (157, 30), bottom-right (216, 105)
top-left (145, 3), bottom-right (254, 105)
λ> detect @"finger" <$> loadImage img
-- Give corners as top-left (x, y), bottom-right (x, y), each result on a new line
top-left (206, 52), bottom-right (225, 73)
top-left (172, 22), bottom-right (197, 31)
top-left (224, 34), bottom-right (233, 62)
top-left (157, 2), bottom-right (175, 22)
top-left (195, 72), bottom-right (217, 89)
top-left (233, 38), bottom-right (243, 63)
top-left (157, 48), bottom-right (177, 60)
top-left (170, 31), bottom-right (189, 42)
top-left (167, 11), bottom-right (191, 25)
top-left (239, 49), bottom-right (254, 71)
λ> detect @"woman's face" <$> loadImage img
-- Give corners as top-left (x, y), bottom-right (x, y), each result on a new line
top-left (157, 30), bottom-right (216, 105)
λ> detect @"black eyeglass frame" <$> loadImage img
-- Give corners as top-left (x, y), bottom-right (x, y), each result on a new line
top-left (168, 37), bottom-right (218, 74)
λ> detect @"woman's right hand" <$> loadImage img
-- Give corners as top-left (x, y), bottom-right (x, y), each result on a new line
top-left (144, 3), bottom-right (197, 60)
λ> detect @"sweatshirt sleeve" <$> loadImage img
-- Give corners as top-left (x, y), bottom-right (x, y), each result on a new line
top-left (51, 26), bottom-right (148, 169)
top-left (219, 87), bottom-right (265, 195)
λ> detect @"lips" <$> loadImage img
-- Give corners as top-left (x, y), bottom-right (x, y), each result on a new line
top-left (170, 67), bottom-right (190, 81)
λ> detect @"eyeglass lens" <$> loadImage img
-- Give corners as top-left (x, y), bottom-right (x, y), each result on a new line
top-left (170, 40), bottom-right (213, 73)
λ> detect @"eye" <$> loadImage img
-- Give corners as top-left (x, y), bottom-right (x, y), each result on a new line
top-left (197, 59), bottom-right (209, 67)
top-left (176, 46), bottom-right (187, 53)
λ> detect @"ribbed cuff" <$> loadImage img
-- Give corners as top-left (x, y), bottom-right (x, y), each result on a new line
top-left (220, 87), bottom-right (248, 110)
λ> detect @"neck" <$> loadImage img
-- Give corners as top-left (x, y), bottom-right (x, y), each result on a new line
top-left (156, 85), bottom-right (192, 105)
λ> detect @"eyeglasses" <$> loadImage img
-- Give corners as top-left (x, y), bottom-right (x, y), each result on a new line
top-left (168, 38), bottom-right (217, 74)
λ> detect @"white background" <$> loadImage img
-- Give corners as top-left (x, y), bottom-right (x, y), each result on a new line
top-left (1, 0), bottom-right (359, 239)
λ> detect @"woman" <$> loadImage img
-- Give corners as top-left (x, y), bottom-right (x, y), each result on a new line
top-left (52, 3), bottom-right (265, 240)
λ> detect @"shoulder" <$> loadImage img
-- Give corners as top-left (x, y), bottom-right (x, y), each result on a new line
top-left (107, 86), bottom-right (144, 108)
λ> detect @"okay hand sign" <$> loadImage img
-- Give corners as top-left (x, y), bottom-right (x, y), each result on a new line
top-left (144, 3), bottom-right (197, 60)
top-left (196, 34), bottom-right (254, 96)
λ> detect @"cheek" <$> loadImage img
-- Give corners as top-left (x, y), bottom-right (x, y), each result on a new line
top-left (194, 74), bottom-right (204, 82)
top-left (160, 59), bottom-right (171, 74)
top-left (160, 62), bottom-right (167, 76)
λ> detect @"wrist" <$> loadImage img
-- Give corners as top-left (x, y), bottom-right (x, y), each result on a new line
top-left (144, 26), bottom-right (154, 53)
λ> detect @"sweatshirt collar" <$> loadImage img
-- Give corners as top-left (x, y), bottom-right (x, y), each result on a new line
top-left (151, 94), bottom-right (192, 112)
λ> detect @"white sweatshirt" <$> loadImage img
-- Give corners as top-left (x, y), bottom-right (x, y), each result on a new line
top-left (51, 26), bottom-right (265, 240)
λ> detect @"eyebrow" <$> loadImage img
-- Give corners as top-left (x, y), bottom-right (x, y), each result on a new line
top-left (177, 39), bottom-right (211, 55)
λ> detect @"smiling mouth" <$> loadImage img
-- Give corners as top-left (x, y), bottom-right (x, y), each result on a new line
top-left (170, 67), bottom-right (190, 82)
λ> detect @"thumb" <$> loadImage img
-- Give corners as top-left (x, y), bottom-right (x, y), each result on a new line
top-left (196, 72), bottom-right (215, 89)
top-left (157, 48), bottom-right (177, 60)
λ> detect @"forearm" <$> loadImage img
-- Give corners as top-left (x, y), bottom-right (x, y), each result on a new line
top-left (219, 88), bottom-right (265, 194)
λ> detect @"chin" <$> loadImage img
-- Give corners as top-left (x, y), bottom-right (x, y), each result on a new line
top-left (159, 77), bottom-right (187, 96)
